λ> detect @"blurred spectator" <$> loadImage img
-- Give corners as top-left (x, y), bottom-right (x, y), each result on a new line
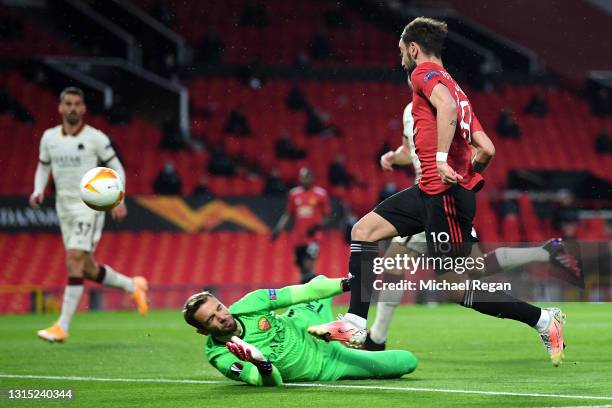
top-left (524, 92), bottom-right (548, 116)
top-left (106, 94), bottom-right (131, 124)
top-left (310, 28), bottom-right (334, 60)
top-left (276, 131), bottom-right (306, 160)
top-left (591, 87), bottom-right (612, 116)
top-left (0, 15), bottom-right (23, 39)
top-left (286, 83), bottom-right (309, 111)
top-left (378, 182), bottom-right (398, 202)
top-left (208, 146), bottom-right (238, 176)
top-left (329, 154), bottom-right (353, 187)
top-left (595, 127), bottom-right (612, 154)
top-left (496, 109), bottom-right (521, 139)
top-left (325, 3), bottom-right (350, 29)
top-left (240, 0), bottom-right (270, 27)
top-left (263, 169), bottom-right (288, 195)
top-left (224, 107), bottom-right (252, 136)
top-left (192, 175), bottom-right (214, 200)
top-left (236, 58), bottom-right (265, 89)
top-left (500, 199), bottom-right (519, 217)
top-left (199, 27), bottom-right (225, 63)
top-left (294, 51), bottom-right (310, 69)
top-left (305, 107), bottom-right (341, 137)
top-left (153, 162), bottom-right (182, 195)
top-left (551, 190), bottom-right (579, 240)
top-left (0, 88), bottom-right (34, 124)
top-left (160, 120), bottom-right (185, 150)
top-left (151, 0), bottom-right (175, 27)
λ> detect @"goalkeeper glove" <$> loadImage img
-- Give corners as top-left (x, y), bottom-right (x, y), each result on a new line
top-left (226, 336), bottom-right (273, 376)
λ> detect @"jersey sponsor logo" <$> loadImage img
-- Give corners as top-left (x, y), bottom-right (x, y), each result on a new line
top-left (268, 289), bottom-right (277, 300)
top-left (258, 316), bottom-right (271, 331)
top-left (51, 155), bottom-right (82, 168)
top-left (423, 70), bottom-right (440, 82)
top-left (229, 362), bottom-right (243, 376)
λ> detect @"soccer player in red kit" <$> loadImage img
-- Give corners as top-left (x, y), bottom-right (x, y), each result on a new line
top-left (272, 168), bottom-right (331, 283)
top-left (308, 17), bottom-right (567, 367)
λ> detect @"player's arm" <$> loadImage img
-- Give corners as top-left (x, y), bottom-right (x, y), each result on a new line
top-left (470, 130), bottom-right (495, 173)
top-left (30, 134), bottom-right (51, 208)
top-left (271, 193), bottom-right (295, 241)
top-left (271, 211), bottom-right (291, 241)
top-left (95, 132), bottom-right (127, 221)
top-left (210, 345), bottom-right (283, 386)
top-left (380, 137), bottom-right (413, 171)
top-left (429, 83), bottom-right (462, 184)
top-left (229, 277), bottom-right (349, 315)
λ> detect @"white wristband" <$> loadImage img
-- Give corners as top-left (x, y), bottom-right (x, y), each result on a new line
top-left (436, 152), bottom-right (448, 162)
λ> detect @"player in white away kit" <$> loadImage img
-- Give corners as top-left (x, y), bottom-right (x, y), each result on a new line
top-left (30, 87), bottom-right (148, 343)
top-left (362, 79), bottom-right (581, 351)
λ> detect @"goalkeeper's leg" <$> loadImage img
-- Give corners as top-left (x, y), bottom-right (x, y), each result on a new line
top-left (320, 343), bottom-right (417, 381)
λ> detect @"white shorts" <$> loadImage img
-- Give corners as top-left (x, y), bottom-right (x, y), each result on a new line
top-left (391, 228), bottom-right (477, 254)
top-left (58, 210), bottom-right (105, 252)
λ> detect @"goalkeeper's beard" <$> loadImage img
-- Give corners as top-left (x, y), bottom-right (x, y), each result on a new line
top-left (212, 317), bottom-right (241, 342)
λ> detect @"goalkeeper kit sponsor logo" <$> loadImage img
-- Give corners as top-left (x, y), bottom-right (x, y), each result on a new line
top-left (258, 317), bottom-right (271, 331)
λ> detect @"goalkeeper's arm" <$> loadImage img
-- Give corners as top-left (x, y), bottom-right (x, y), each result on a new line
top-left (229, 277), bottom-right (350, 315)
top-left (212, 337), bottom-right (284, 386)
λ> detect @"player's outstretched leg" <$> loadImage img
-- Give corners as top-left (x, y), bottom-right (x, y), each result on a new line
top-left (460, 287), bottom-right (566, 366)
top-left (482, 238), bottom-right (581, 281)
top-left (308, 211), bottom-right (402, 347)
top-left (89, 260), bottom-right (149, 316)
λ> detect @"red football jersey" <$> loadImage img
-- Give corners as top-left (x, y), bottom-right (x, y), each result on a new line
top-left (286, 185), bottom-right (330, 245)
top-left (411, 62), bottom-right (484, 195)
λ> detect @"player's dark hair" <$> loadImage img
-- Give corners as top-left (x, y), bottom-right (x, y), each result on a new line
top-left (182, 291), bottom-right (213, 330)
top-left (60, 86), bottom-right (85, 102)
top-left (401, 17), bottom-right (448, 58)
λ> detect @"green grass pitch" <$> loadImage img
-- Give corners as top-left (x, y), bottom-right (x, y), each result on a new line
top-left (1, 303), bottom-right (611, 407)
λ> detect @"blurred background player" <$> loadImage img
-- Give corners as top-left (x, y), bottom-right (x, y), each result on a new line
top-left (271, 168), bottom-right (331, 283)
top-left (30, 87), bottom-right (148, 343)
top-left (182, 276), bottom-right (417, 386)
top-left (365, 76), bottom-right (581, 351)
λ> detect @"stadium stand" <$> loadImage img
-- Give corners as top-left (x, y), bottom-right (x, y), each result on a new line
top-left (1, 0), bottom-right (610, 315)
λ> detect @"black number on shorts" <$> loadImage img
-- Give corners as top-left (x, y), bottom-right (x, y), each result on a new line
top-left (76, 222), bottom-right (92, 236)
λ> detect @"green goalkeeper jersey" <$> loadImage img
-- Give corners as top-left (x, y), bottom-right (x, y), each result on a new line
top-left (204, 278), bottom-right (344, 385)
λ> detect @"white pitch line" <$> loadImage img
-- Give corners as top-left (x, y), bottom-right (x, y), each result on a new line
top-left (1, 374), bottom-right (612, 401)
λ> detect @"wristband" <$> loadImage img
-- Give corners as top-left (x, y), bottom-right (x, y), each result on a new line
top-left (340, 277), bottom-right (351, 292)
top-left (436, 152), bottom-right (448, 162)
top-left (254, 359), bottom-right (273, 376)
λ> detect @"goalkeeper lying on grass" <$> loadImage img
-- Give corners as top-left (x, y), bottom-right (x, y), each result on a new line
top-left (183, 276), bottom-right (417, 386)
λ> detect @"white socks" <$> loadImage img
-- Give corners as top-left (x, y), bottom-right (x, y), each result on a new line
top-left (495, 247), bottom-right (549, 271)
top-left (370, 302), bottom-right (400, 344)
top-left (534, 309), bottom-right (551, 331)
top-left (57, 284), bottom-right (84, 332)
top-left (370, 283), bottom-right (404, 344)
top-left (343, 313), bottom-right (367, 330)
top-left (101, 265), bottom-right (135, 293)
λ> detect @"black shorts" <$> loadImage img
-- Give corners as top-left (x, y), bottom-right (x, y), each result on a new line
top-left (294, 242), bottom-right (320, 266)
top-left (373, 184), bottom-right (477, 258)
